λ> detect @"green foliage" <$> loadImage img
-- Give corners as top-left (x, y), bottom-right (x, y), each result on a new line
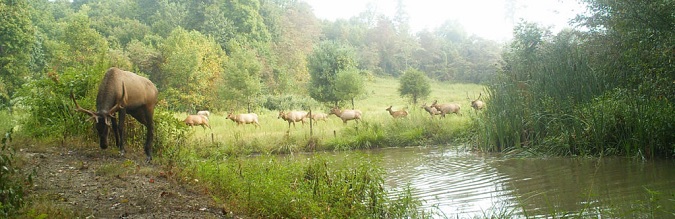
top-left (258, 94), bottom-right (320, 111)
top-left (179, 151), bottom-right (424, 218)
top-left (480, 2), bottom-right (675, 158)
top-left (16, 63), bottom-right (108, 140)
top-left (398, 68), bottom-right (431, 104)
top-left (334, 68), bottom-right (365, 104)
top-left (0, 0), bottom-right (36, 105)
top-left (573, 89), bottom-right (675, 158)
top-left (219, 40), bottom-right (262, 112)
top-left (0, 129), bottom-right (33, 217)
top-left (308, 41), bottom-right (359, 105)
top-left (159, 27), bottom-right (226, 111)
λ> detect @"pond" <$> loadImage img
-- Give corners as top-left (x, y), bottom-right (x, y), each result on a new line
top-left (363, 146), bottom-right (675, 218)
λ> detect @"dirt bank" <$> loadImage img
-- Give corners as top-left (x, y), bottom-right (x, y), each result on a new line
top-left (16, 143), bottom-right (238, 218)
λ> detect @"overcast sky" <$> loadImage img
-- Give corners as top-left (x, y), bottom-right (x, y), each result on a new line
top-left (303, 0), bottom-right (586, 41)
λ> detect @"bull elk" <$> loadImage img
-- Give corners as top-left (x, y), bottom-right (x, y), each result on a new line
top-left (329, 107), bottom-right (362, 124)
top-left (386, 106), bottom-right (408, 118)
top-left (431, 100), bottom-right (461, 117)
top-left (470, 93), bottom-right (485, 110)
top-left (278, 111), bottom-right (308, 128)
top-left (70, 67), bottom-right (158, 162)
top-left (184, 115), bottom-right (211, 130)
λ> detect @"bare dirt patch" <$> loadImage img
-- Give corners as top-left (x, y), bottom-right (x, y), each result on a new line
top-left (16, 143), bottom-right (236, 218)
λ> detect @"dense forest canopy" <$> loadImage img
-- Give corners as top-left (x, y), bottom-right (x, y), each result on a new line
top-left (1, 0), bottom-right (501, 112)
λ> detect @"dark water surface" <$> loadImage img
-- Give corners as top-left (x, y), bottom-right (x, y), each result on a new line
top-left (364, 146), bottom-right (675, 218)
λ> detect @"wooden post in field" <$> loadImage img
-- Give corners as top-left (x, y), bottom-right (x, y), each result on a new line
top-left (211, 133), bottom-right (214, 143)
top-left (309, 108), bottom-right (313, 137)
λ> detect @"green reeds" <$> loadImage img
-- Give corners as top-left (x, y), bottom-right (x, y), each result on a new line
top-left (479, 30), bottom-right (675, 158)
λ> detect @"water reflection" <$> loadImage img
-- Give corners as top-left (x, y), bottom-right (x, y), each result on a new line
top-left (365, 146), bottom-right (675, 218)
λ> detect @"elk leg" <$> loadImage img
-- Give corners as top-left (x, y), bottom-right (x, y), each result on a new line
top-left (117, 110), bottom-right (127, 155)
top-left (129, 108), bottom-right (154, 162)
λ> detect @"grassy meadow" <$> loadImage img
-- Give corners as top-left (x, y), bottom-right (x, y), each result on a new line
top-left (176, 77), bottom-right (486, 155)
top-left (158, 78), bottom-right (486, 218)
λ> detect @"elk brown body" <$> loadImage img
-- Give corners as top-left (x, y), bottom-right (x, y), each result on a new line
top-left (431, 100), bottom-right (461, 117)
top-left (386, 106), bottom-right (408, 118)
top-left (71, 67), bottom-right (158, 162)
top-left (278, 111), bottom-right (308, 128)
top-left (329, 107), bottom-right (362, 124)
top-left (184, 115), bottom-right (211, 130)
top-left (227, 112), bottom-right (261, 127)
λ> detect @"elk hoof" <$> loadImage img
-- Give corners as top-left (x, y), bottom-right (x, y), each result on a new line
top-left (145, 156), bottom-right (152, 164)
top-left (119, 150), bottom-right (125, 156)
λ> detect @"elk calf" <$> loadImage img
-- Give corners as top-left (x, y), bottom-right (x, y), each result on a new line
top-left (386, 106), bottom-right (408, 118)
top-left (307, 112), bottom-right (329, 122)
top-left (184, 115), bottom-right (211, 130)
top-left (422, 103), bottom-right (442, 117)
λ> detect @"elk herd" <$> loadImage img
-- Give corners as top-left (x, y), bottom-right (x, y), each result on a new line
top-left (183, 95), bottom-right (486, 130)
top-left (70, 67), bottom-right (486, 162)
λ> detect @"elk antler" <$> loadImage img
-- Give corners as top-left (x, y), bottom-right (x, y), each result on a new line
top-left (70, 91), bottom-right (98, 122)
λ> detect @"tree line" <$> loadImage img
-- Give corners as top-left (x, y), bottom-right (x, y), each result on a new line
top-left (1, 0), bottom-right (500, 113)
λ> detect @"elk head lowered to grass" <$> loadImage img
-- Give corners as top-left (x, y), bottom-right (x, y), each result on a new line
top-left (386, 106), bottom-right (408, 118)
top-left (70, 67), bottom-right (158, 162)
top-left (329, 106), bottom-right (362, 124)
top-left (431, 100), bottom-right (461, 117)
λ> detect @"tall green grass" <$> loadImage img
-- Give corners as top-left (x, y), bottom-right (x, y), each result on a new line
top-left (478, 28), bottom-right (675, 158)
top-left (170, 145), bottom-right (433, 218)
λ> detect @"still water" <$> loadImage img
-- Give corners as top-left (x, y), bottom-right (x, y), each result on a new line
top-left (363, 146), bottom-right (675, 218)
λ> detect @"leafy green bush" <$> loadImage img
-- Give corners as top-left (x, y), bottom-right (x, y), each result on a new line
top-left (258, 94), bottom-right (321, 111)
top-left (0, 129), bottom-right (33, 217)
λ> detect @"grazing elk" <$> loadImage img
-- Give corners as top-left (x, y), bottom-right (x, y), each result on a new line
top-left (278, 111), bottom-right (308, 128)
top-left (227, 112), bottom-right (260, 128)
top-left (197, 110), bottom-right (210, 118)
top-left (307, 112), bottom-right (329, 123)
top-left (329, 107), bottom-right (362, 124)
top-left (386, 106), bottom-right (408, 118)
top-left (431, 100), bottom-right (461, 117)
top-left (470, 93), bottom-right (485, 110)
top-left (184, 115), bottom-right (211, 130)
top-left (422, 103), bottom-right (442, 117)
top-left (70, 67), bottom-right (158, 162)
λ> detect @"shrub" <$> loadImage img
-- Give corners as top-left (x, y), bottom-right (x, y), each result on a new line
top-left (0, 129), bottom-right (33, 217)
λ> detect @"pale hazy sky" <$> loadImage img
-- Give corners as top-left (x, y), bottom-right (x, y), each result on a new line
top-left (303, 0), bottom-right (586, 41)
